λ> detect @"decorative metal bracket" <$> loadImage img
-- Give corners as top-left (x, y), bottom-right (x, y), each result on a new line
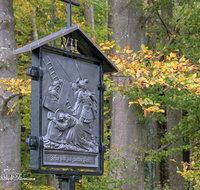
top-left (98, 81), bottom-right (107, 91)
top-left (26, 66), bottom-right (39, 80)
top-left (26, 136), bottom-right (38, 150)
top-left (99, 143), bottom-right (107, 153)
top-left (103, 145), bottom-right (107, 153)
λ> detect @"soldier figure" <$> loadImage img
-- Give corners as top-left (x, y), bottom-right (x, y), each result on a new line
top-left (72, 78), bottom-right (97, 131)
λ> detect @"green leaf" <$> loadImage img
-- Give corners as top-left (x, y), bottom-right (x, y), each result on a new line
top-left (116, 45), bottom-right (121, 53)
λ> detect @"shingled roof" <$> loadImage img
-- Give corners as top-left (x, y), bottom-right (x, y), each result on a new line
top-left (13, 24), bottom-right (118, 73)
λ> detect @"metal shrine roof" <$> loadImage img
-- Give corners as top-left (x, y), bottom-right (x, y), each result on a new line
top-left (13, 24), bottom-right (118, 73)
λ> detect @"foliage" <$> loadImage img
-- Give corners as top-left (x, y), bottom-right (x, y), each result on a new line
top-left (143, 0), bottom-right (200, 65)
top-left (177, 146), bottom-right (200, 189)
top-left (106, 44), bottom-right (200, 187)
top-left (80, 148), bottom-right (137, 189)
top-left (108, 44), bottom-right (200, 117)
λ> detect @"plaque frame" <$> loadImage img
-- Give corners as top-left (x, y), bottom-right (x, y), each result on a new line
top-left (29, 45), bottom-right (105, 176)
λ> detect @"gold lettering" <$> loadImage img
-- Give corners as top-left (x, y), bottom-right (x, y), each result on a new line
top-left (70, 38), bottom-right (74, 51)
top-left (62, 37), bottom-right (69, 49)
top-left (74, 39), bottom-right (78, 52)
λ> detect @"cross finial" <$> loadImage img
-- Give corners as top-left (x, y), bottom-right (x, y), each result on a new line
top-left (59, 0), bottom-right (80, 28)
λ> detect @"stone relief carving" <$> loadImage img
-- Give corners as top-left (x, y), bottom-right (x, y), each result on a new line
top-left (42, 56), bottom-right (98, 153)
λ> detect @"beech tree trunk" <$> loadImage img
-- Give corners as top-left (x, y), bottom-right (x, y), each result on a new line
top-left (161, 5), bottom-right (185, 189)
top-left (31, 8), bottom-right (38, 41)
top-left (167, 108), bottom-right (185, 190)
top-left (51, 0), bottom-right (56, 47)
top-left (109, 0), bottom-right (146, 189)
top-left (84, 1), bottom-right (95, 39)
top-left (0, 0), bottom-right (21, 189)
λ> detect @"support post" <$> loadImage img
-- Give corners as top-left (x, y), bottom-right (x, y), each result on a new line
top-left (67, 2), bottom-right (71, 28)
top-left (57, 175), bottom-right (82, 190)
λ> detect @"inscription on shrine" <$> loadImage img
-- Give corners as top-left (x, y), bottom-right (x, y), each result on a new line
top-left (41, 49), bottom-right (99, 168)
top-left (43, 150), bottom-right (97, 167)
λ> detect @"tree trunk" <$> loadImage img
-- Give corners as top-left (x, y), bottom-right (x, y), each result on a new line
top-left (46, 174), bottom-right (54, 187)
top-left (109, 0), bottom-right (146, 189)
top-left (0, 0), bottom-right (21, 189)
top-left (161, 4), bottom-right (185, 189)
top-left (108, 0), bottom-right (114, 43)
top-left (31, 8), bottom-right (38, 41)
top-left (84, 1), bottom-right (95, 39)
top-left (51, 0), bottom-right (56, 47)
top-left (108, 0), bottom-right (146, 53)
top-left (167, 108), bottom-right (185, 190)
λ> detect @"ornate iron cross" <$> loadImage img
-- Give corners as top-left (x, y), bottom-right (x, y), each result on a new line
top-left (59, 0), bottom-right (80, 28)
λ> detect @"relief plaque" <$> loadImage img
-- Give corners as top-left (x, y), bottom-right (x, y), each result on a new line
top-left (41, 50), bottom-right (99, 168)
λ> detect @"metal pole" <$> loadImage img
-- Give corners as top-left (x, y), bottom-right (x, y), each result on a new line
top-left (60, 175), bottom-right (77, 190)
top-left (70, 176), bottom-right (76, 190)
top-left (62, 179), bottom-right (70, 190)
top-left (67, 0), bottom-right (71, 28)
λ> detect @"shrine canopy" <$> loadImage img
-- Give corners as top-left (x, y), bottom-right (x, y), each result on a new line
top-left (13, 24), bottom-right (118, 74)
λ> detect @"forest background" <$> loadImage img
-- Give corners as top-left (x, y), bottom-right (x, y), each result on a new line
top-left (1, 0), bottom-right (200, 189)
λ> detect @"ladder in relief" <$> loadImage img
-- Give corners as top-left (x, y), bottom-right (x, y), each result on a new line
top-left (44, 56), bottom-right (59, 81)
top-left (43, 56), bottom-right (72, 110)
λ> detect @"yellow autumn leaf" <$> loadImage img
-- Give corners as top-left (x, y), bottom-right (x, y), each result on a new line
top-left (158, 109), bottom-right (165, 113)
top-left (191, 161), bottom-right (195, 167)
top-left (179, 76), bottom-right (184, 82)
top-left (141, 44), bottom-right (145, 50)
top-left (166, 55), bottom-right (171, 61)
top-left (115, 58), bottom-right (121, 64)
top-left (192, 73), bottom-right (197, 79)
top-left (180, 55), bottom-right (185, 62)
top-left (170, 159), bottom-right (176, 162)
top-left (170, 52), bottom-right (176, 58)
top-left (137, 98), bottom-right (143, 104)
top-left (126, 49), bottom-right (133, 54)
top-left (153, 71), bottom-right (157, 77)
top-left (136, 72), bottom-right (140, 78)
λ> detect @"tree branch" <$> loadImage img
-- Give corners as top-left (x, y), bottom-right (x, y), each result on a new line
top-left (1, 93), bottom-right (21, 115)
top-left (156, 127), bottom-right (200, 153)
top-left (158, 27), bottom-right (180, 61)
top-left (0, 95), bottom-right (5, 101)
top-left (150, 0), bottom-right (171, 37)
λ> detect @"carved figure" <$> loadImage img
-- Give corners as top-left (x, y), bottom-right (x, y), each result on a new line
top-left (43, 109), bottom-right (98, 153)
top-left (48, 79), bottom-right (62, 102)
top-left (43, 109), bottom-right (65, 145)
top-left (72, 78), bottom-right (97, 131)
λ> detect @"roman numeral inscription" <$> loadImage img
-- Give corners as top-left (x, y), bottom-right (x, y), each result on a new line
top-left (62, 37), bottom-right (78, 52)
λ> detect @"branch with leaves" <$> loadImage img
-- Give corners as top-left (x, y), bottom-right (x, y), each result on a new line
top-left (0, 78), bottom-right (31, 115)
